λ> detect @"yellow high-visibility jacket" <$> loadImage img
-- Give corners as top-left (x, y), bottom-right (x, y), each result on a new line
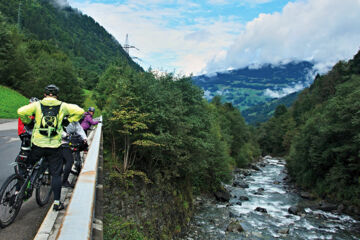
top-left (17, 97), bottom-right (84, 148)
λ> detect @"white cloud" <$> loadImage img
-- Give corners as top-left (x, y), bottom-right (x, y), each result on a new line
top-left (53, 0), bottom-right (70, 8)
top-left (264, 82), bottom-right (306, 98)
top-left (68, 1), bottom-right (243, 74)
top-left (208, 0), bottom-right (272, 5)
top-left (205, 0), bottom-right (360, 74)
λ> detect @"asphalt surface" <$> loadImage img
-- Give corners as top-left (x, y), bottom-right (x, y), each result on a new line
top-left (0, 120), bottom-right (51, 240)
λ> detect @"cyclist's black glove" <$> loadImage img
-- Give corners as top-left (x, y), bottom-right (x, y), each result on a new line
top-left (25, 119), bottom-right (35, 130)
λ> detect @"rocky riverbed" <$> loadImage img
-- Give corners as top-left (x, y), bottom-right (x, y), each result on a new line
top-left (181, 157), bottom-right (360, 240)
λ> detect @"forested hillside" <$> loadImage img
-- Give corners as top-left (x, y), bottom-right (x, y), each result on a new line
top-left (0, 0), bottom-right (141, 89)
top-left (257, 50), bottom-right (360, 206)
top-left (242, 91), bottom-right (300, 125)
top-left (96, 62), bottom-right (261, 239)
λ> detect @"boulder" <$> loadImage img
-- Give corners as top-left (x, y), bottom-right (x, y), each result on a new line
top-left (214, 188), bottom-right (231, 202)
top-left (233, 180), bottom-right (249, 188)
top-left (229, 211), bottom-right (241, 218)
top-left (278, 228), bottom-right (290, 234)
top-left (319, 201), bottom-right (337, 211)
top-left (300, 191), bottom-right (316, 200)
top-left (337, 204), bottom-right (345, 213)
top-left (226, 220), bottom-right (244, 233)
top-left (250, 164), bottom-right (261, 171)
top-left (239, 196), bottom-right (249, 201)
top-left (254, 207), bottom-right (267, 213)
top-left (288, 206), bottom-right (302, 215)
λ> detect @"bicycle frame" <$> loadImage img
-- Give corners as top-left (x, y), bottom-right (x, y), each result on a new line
top-left (13, 157), bottom-right (46, 204)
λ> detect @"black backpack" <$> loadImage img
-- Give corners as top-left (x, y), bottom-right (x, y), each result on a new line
top-left (78, 114), bottom-right (85, 124)
top-left (39, 103), bottom-right (62, 137)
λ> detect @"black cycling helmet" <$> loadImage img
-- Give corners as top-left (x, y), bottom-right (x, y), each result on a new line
top-left (88, 107), bottom-right (95, 112)
top-left (29, 97), bottom-right (39, 103)
top-left (44, 84), bottom-right (59, 96)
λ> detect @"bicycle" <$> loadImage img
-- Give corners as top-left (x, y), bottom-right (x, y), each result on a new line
top-left (0, 157), bottom-right (52, 228)
top-left (68, 134), bottom-right (86, 176)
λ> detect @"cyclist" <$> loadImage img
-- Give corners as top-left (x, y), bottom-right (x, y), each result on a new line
top-left (17, 84), bottom-right (84, 211)
top-left (80, 107), bottom-right (100, 135)
top-left (61, 117), bottom-right (87, 188)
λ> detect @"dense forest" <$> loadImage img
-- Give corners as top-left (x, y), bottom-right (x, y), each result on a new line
top-left (95, 62), bottom-right (260, 238)
top-left (257, 50), bottom-right (360, 206)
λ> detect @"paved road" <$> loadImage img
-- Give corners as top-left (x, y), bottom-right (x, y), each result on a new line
top-left (0, 120), bottom-right (51, 240)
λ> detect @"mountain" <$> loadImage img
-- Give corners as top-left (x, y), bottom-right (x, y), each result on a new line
top-left (242, 91), bottom-right (300, 125)
top-left (192, 61), bottom-right (314, 120)
top-left (0, 0), bottom-right (142, 89)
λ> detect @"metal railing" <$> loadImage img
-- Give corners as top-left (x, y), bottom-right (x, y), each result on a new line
top-left (57, 116), bottom-right (102, 240)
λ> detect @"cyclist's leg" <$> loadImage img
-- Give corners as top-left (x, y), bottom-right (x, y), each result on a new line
top-left (61, 145), bottom-right (73, 184)
top-left (45, 148), bottom-right (63, 202)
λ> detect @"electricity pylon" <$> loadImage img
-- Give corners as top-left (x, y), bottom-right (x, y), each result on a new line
top-left (123, 34), bottom-right (139, 56)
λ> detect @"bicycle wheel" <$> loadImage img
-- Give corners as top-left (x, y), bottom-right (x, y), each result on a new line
top-left (35, 169), bottom-right (52, 207)
top-left (70, 151), bottom-right (82, 175)
top-left (0, 174), bottom-right (23, 228)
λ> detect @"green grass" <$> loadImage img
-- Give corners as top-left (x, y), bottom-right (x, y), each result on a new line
top-left (0, 85), bottom-right (28, 119)
top-left (83, 89), bottom-right (101, 118)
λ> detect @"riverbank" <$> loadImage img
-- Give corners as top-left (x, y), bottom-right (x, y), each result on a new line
top-left (181, 157), bottom-right (360, 240)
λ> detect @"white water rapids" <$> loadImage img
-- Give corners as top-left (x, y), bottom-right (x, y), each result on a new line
top-left (182, 158), bottom-right (360, 240)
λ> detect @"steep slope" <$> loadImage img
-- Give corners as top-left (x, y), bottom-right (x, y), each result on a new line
top-left (0, 0), bottom-right (142, 88)
top-left (192, 61), bottom-right (314, 112)
top-left (242, 91), bottom-right (299, 125)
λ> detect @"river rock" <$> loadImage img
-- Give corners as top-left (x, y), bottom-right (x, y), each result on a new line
top-left (278, 228), bottom-right (290, 234)
top-left (250, 164), bottom-right (261, 171)
top-left (255, 207), bottom-right (267, 213)
top-left (229, 211), bottom-right (241, 218)
top-left (300, 191), bottom-right (316, 200)
top-left (337, 204), bottom-right (345, 213)
top-left (259, 162), bottom-right (266, 167)
top-left (239, 196), bottom-right (249, 201)
top-left (288, 206), bottom-right (302, 215)
top-left (214, 188), bottom-right (230, 202)
top-left (273, 181), bottom-right (281, 185)
top-left (226, 220), bottom-right (244, 233)
top-left (233, 180), bottom-right (249, 188)
top-left (319, 201), bottom-right (337, 211)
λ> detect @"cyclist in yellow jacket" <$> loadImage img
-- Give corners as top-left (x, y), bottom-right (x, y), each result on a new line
top-left (17, 84), bottom-right (84, 211)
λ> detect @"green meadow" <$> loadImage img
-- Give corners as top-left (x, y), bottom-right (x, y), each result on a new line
top-left (0, 85), bottom-right (28, 119)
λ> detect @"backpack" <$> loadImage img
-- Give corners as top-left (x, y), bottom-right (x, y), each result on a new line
top-left (39, 103), bottom-right (62, 137)
top-left (68, 134), bottom-right (83, 148)
top-left (78, 113), bottom-right (85, 125)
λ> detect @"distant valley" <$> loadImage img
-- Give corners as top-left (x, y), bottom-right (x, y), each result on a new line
top-left (192, 61), bottom-right (315, 124)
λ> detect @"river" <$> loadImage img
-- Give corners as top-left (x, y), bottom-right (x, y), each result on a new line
top-left (182, 158), bottom-right (360, 240)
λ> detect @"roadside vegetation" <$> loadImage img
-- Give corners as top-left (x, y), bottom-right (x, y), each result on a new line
top-left (0, 85), bottom-right (28, 118)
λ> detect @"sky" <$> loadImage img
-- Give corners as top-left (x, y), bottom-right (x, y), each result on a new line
top-left (65, 0), bottom-right (360, 75)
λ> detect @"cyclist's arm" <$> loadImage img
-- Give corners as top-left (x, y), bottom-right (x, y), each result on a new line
top-left (17, 103), bottom-right (36, 124)
top-left (65, 103), bottom-right (85, 123)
